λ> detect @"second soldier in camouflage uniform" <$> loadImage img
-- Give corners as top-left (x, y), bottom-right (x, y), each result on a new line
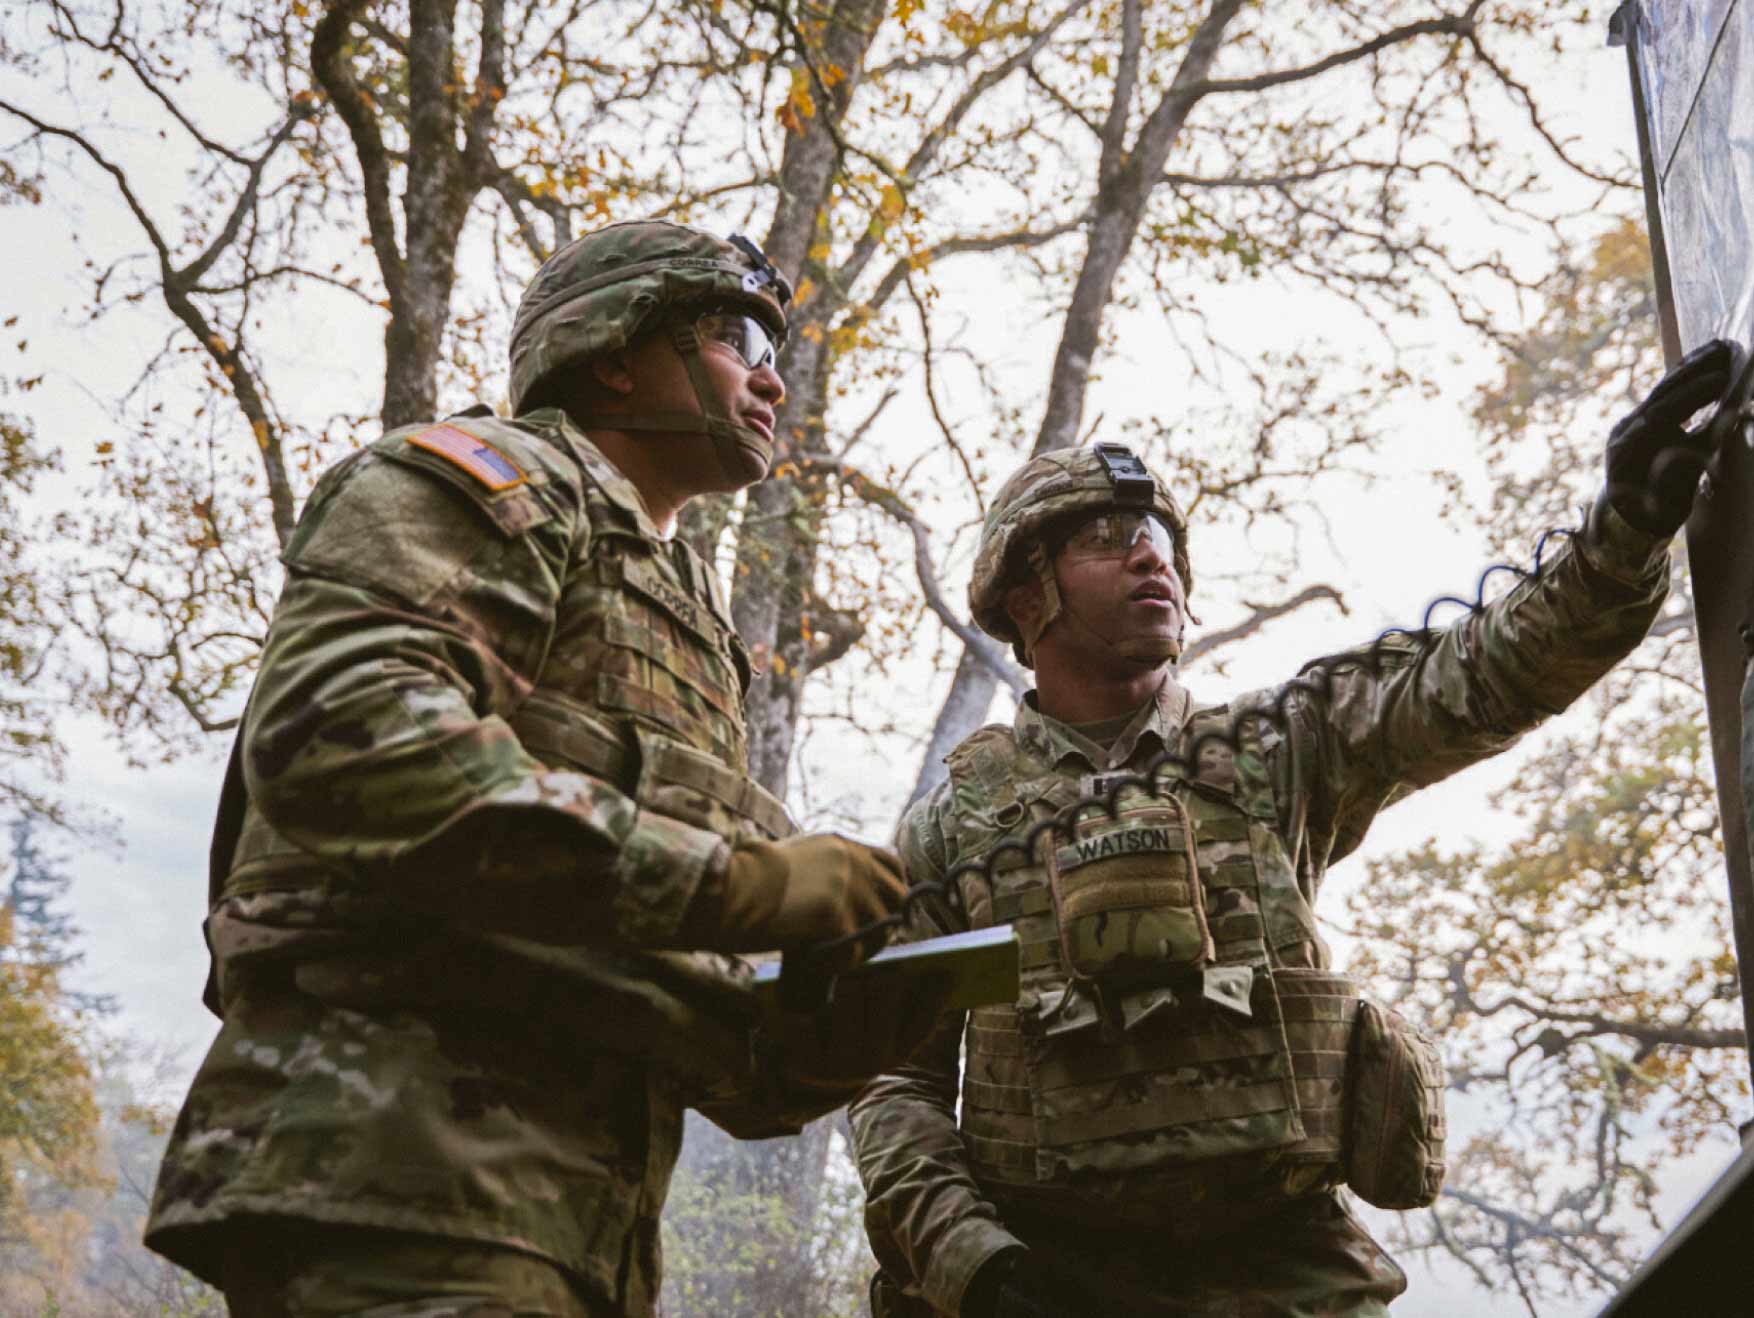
top-left (849, 342), bottom-right (1738, 1316)
top-left (146, 221), bottom-right (947, 1316)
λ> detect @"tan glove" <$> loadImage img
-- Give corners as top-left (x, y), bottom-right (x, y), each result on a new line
top-left (679, 833), bottom-right (909, 968)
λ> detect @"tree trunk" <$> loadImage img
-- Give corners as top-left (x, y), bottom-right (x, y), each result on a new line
top-left (691, 7), bottom-right (886, 1310)
top-left (732, 0), bottom-right (886, 798)
top-left (672, 1113), bottom-right (839, 1316)
top-left (909, 646), bottom-right (1013, 803)
top-left (383, 0), bottom-right (463, 429)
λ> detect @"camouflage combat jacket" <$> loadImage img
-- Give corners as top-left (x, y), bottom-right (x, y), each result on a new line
top-left (848, 503), bottom-right (1670, 1316)
top-left (147, 409), bottom-right (803, 1309)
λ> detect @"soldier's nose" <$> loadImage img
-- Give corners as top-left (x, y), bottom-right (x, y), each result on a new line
top-left (751, 362), bottom-right (785, 405)
top-left (1127, 535), bottom-right (1169, 575)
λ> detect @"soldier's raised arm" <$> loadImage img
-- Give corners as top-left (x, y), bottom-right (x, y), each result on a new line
top-left (1276, 339), bottom-right (1739, 872)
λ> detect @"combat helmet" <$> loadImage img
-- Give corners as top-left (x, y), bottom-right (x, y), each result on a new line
top-left (970, 442), bottom-right (1193, 665)
top-left (508, 219), bottom-right (792, 481)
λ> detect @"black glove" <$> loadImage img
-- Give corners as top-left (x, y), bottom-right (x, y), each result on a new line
top-left (1603, 338), bottom-right (1740, 536)
top-left (962, 1249), bottom-right (1087, 1318)
top-left (763, 968), bottom-right (954, 1095)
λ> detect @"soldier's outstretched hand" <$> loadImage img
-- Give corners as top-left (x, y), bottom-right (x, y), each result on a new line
top-left (683, 833), bottom-right (908, 970)
top-left (1603, 337), bottom-right (1740, 536)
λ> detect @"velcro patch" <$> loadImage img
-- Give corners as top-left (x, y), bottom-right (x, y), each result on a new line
top-left (407, 424), bottom-right (525, 491)
top-left (1056, 825), bottom-right (1180, 871)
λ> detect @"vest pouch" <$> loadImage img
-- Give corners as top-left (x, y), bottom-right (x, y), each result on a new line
top-left (1269, 968), bottom-right (1359, 1171)
top-left (1343, 999), bottom-right (1446, 1209)
top-left (1044, 787), bottom-right (1211, 987)
top-left (634, 726), bottom-right (797, 843)
top-left (1021, 967), bottom-right (1306, 1183)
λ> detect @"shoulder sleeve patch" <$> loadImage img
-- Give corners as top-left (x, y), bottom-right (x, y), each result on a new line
top-left (407, 424), bottom-right (526, 491)
top-left (944, 724), bottom-right (1018, 780)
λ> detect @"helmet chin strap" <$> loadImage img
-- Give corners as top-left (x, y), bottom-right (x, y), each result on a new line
top-left (576, 322), bottom-right (774, 485)
top-left (1021, 543), bottom-right (1185, 668)
top-left (1062, 596), bottom-right (1184, 667)
top-left (1019, 542), bottom-right (1062, 664)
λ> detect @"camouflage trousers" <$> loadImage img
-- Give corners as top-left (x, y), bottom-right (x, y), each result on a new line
top-left (872, 1192), bottom-right (1405, 1317)
top-left (217, 1221), bottom-right (611, 1317)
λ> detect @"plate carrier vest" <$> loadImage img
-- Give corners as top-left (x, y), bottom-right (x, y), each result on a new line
top-left (942, 710), bottom-right (1358, 1224)
top-left (206, 417), bottom-right (795, 1077)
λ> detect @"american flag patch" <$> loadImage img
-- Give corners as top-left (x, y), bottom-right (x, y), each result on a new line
top-left (407, 424), bottom-right (526, 491)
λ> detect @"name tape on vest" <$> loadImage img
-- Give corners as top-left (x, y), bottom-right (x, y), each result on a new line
top-left (1058, 825), bottom-right (1177, 870)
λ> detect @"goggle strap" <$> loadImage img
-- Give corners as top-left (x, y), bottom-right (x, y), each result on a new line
top-left (567, 327), bottom-right (774, 480)
top-left (670, 320), bottom-right (774, 481)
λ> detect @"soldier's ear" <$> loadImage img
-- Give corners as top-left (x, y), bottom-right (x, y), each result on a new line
top-left (1004, 579), bottom-right (1043, 637)
top-left (589, 349), bottom-right (638, 398)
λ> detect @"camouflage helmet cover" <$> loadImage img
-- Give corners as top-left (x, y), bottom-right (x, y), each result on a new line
top-left (508, 219), bottom-right (792, 414)
top-left (969, 443), bottom-right (1192, 649)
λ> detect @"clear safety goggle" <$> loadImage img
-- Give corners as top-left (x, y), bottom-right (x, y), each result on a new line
top-left (1057, 511), bottom-right (1178, 563)
top-left (696, 311), bottom-right (779, 371)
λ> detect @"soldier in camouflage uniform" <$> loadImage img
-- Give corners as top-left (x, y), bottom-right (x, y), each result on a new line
top-left (849, 341), bottom-right (1739, 1317)
top-left (146, 220), bottom-right (947, 1316)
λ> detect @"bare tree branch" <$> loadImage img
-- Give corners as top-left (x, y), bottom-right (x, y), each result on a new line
top-left (1178, 5), bottom-right (1486, 99)
top-left (312, 0), bottom-right (406, 305)
top-left (1179, 585), bottom-right (1348, 669)
top-left (805, 456), bottom-right (1026, 696)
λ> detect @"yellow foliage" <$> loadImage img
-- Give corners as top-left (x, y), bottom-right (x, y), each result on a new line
top-left (1589, 216), bottom-right (1652, 286)
top-left (0, 915), bottom-right (104, 1225)
top-left (778, 66), bottom-right (817, 135)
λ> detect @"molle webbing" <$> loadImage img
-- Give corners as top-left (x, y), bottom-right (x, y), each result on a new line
top-left (946, 712), bottom-right (1350, 1199)
top-left (1023, 970), bottom-right (1302, 1160)
top-left (1267, 969), bottom-right (1359, 1163)
top-left (962, 1004), bottom-right (1034, 1177)
top-left (1188, 808), bottom-right (1267, 964)
top-left (1010, 971), bottom-right (1357, 1166)
top-left (600, 614), bottom-right (742, 724)
top-left (992, 883), bottom-right (1064, 974)
top-left (969, 1005), bottom-right (1027, 1057)
top-left (511, 689), bottom-right (794, 841)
